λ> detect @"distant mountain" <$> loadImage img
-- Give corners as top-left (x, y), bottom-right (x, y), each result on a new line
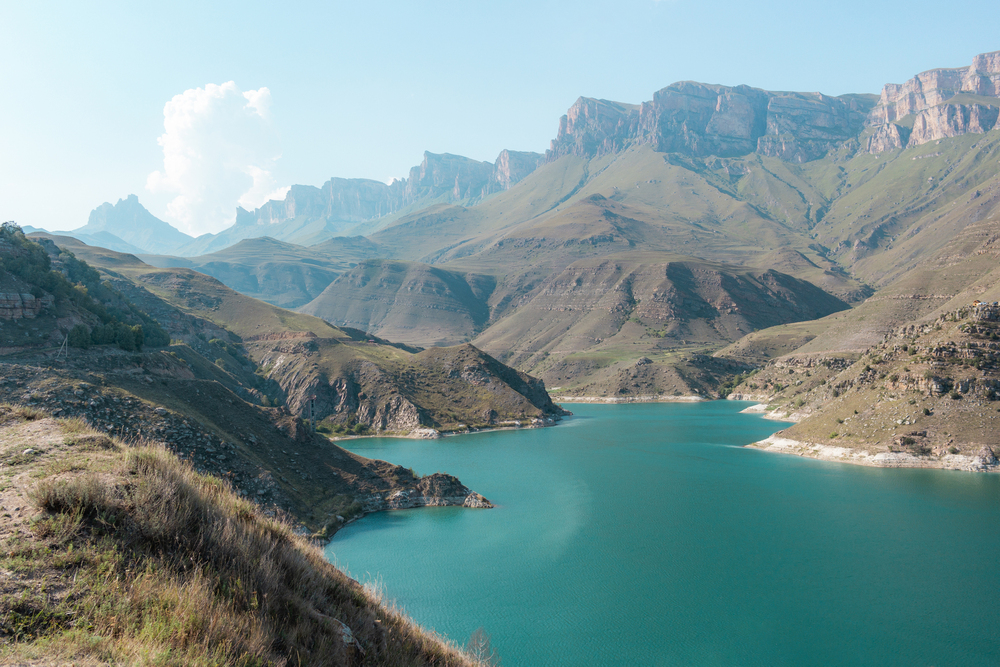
top-left (54, 50), bottom-right (1000, 410)
top-left (61, 194), bottom-right (194, 255)
top-left (140, 236), bottom-right (382, 308)
top-left (23, 225), bottom-right (146, 255)
top-left (176, 149), bottom-right (544, 255)
top-left (547, 51), bottom-right (1000, 164)
top-left (547, 88), bottom-right (876, 164)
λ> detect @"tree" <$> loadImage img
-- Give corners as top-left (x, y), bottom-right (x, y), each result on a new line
top-left (466, 627), bottom-right (501, 666)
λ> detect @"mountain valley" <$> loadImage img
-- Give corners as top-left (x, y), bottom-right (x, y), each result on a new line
top-left (19, 52), bottom-right (1000, 457)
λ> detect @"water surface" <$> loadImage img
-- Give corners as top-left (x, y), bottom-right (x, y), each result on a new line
top-left (325, 402), bottom-right (1000, 666)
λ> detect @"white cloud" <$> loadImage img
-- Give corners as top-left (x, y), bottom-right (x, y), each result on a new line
top-left (146, 82), bottom-right (287, 236)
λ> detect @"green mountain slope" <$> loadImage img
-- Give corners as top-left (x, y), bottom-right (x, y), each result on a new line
top-left (299, 259), bottom-right (494, 347)
top-left (472, 254), bottom-right (848, 395)
top-left (33, 233), bottom-right (565, 435)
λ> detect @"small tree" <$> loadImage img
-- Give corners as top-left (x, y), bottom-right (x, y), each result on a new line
top-left (466, 627), bottom-right (501, 666)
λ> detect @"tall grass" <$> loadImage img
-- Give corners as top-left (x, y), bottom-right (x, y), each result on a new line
top-left (6, 431), bottom-right (479, 666)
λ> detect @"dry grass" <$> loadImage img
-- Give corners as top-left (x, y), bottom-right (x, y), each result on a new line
top-left (0, 408), bottom-right (481, 666)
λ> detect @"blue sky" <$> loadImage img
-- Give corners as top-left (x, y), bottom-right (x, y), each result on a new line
top-left (1, 0), bottom-right (997, 236)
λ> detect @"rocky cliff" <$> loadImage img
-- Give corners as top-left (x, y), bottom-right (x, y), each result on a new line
top-left (207, 149), bottom-right (543, 252)
top-left (547, 85), bottom-right (874, 164)
top-left (866, 50), bottom-right (1000, 152)
top-left (547, 51), bottom-right (1000, 163)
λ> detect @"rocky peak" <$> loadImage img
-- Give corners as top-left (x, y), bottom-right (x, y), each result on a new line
top-left (78, 194), bottom-right (193, 255)
top-left (547, 97), bottom-right (640, 160)
top-left (866, 50), bottom-right (1000, 152)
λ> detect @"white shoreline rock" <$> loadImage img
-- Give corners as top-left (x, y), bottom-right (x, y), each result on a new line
top-left (407, 427), bottom-right (441, 439)
top-left (748, 435), bottom-right (999, 472)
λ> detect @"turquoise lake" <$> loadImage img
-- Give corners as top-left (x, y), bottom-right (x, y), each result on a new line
top-left (324, 402), bottom-right (1000, 666)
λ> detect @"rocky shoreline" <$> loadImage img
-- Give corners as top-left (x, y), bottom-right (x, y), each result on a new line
top-left (747, 434), bottom-right (1000, 473)
top-left (329, 415), bottom-right (566, 442)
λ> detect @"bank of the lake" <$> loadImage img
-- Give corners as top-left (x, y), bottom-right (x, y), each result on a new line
top-left (325, 401), bottom-right (1000, 667)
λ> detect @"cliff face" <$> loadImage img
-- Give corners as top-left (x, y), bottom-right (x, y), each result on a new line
top-left (906, 103), bottom-right (1000, 146)
top-left (866, 51), bottom-right (1000, 152)
top-left (231, 149), bottom-right (543, 238)
top-left (547, 84), bottom-right (873, 164)
top-left (547, 51), bottom-right (1000, 163)
top-left (493, 149), bottom-right (544, 190)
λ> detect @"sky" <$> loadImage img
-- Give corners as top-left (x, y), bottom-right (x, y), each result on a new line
top-left (0, 0), bottom-right (997, 236)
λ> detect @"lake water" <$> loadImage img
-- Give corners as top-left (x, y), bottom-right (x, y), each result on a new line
top-left (324, 402), bottom-right (1000, 666)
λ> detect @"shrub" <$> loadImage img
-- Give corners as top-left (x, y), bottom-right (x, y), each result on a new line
top-left (67, 324), bottom-right (91, 349)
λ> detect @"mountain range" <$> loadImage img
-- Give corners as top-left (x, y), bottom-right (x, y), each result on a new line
top-left (15, 49), bottom-right (1000, 462)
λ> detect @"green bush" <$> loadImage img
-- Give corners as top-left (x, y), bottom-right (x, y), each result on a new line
top-left (67, 324), bottom-right (91, 349)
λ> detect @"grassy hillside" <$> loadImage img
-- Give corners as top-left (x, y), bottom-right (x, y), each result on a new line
top-left (728, 304), bottom-right (1000, 467)
top-left (0, 407), bottom-right (481, 665)
top-left (299, 259), bottom-right (495, 347)
top-left (720, 204), bottom-right (1000, 462)
top-left (29, 234), bottom-right (565, 434)
top-left (473, 254), bottom-right (848, 396)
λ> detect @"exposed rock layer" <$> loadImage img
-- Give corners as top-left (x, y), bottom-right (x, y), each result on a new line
top-left (547, 85), bottom-right (875, 163)
top-left (866, 51), bottom-right (1000, 152)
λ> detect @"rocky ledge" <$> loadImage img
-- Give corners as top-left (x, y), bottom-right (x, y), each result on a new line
top-left (360, 473), bottom-right (493, 512)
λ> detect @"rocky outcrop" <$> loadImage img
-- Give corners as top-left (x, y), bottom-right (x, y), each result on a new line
top-left (546, 85), bottom-right (873, 163)
top-left (362, 473), bottom-right (493, 512)
top-left (864, 122), bottom-right (911, 153)
top-left (0, 292), bottom-right (53, 319)
top-left (866, 50), bottom-right (1000, 152)
top-left (972, 302), bottom-right (1000, 322)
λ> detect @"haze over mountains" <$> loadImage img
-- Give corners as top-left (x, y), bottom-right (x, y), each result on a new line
top-left (26, 50), bottom-right (1000, 408)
